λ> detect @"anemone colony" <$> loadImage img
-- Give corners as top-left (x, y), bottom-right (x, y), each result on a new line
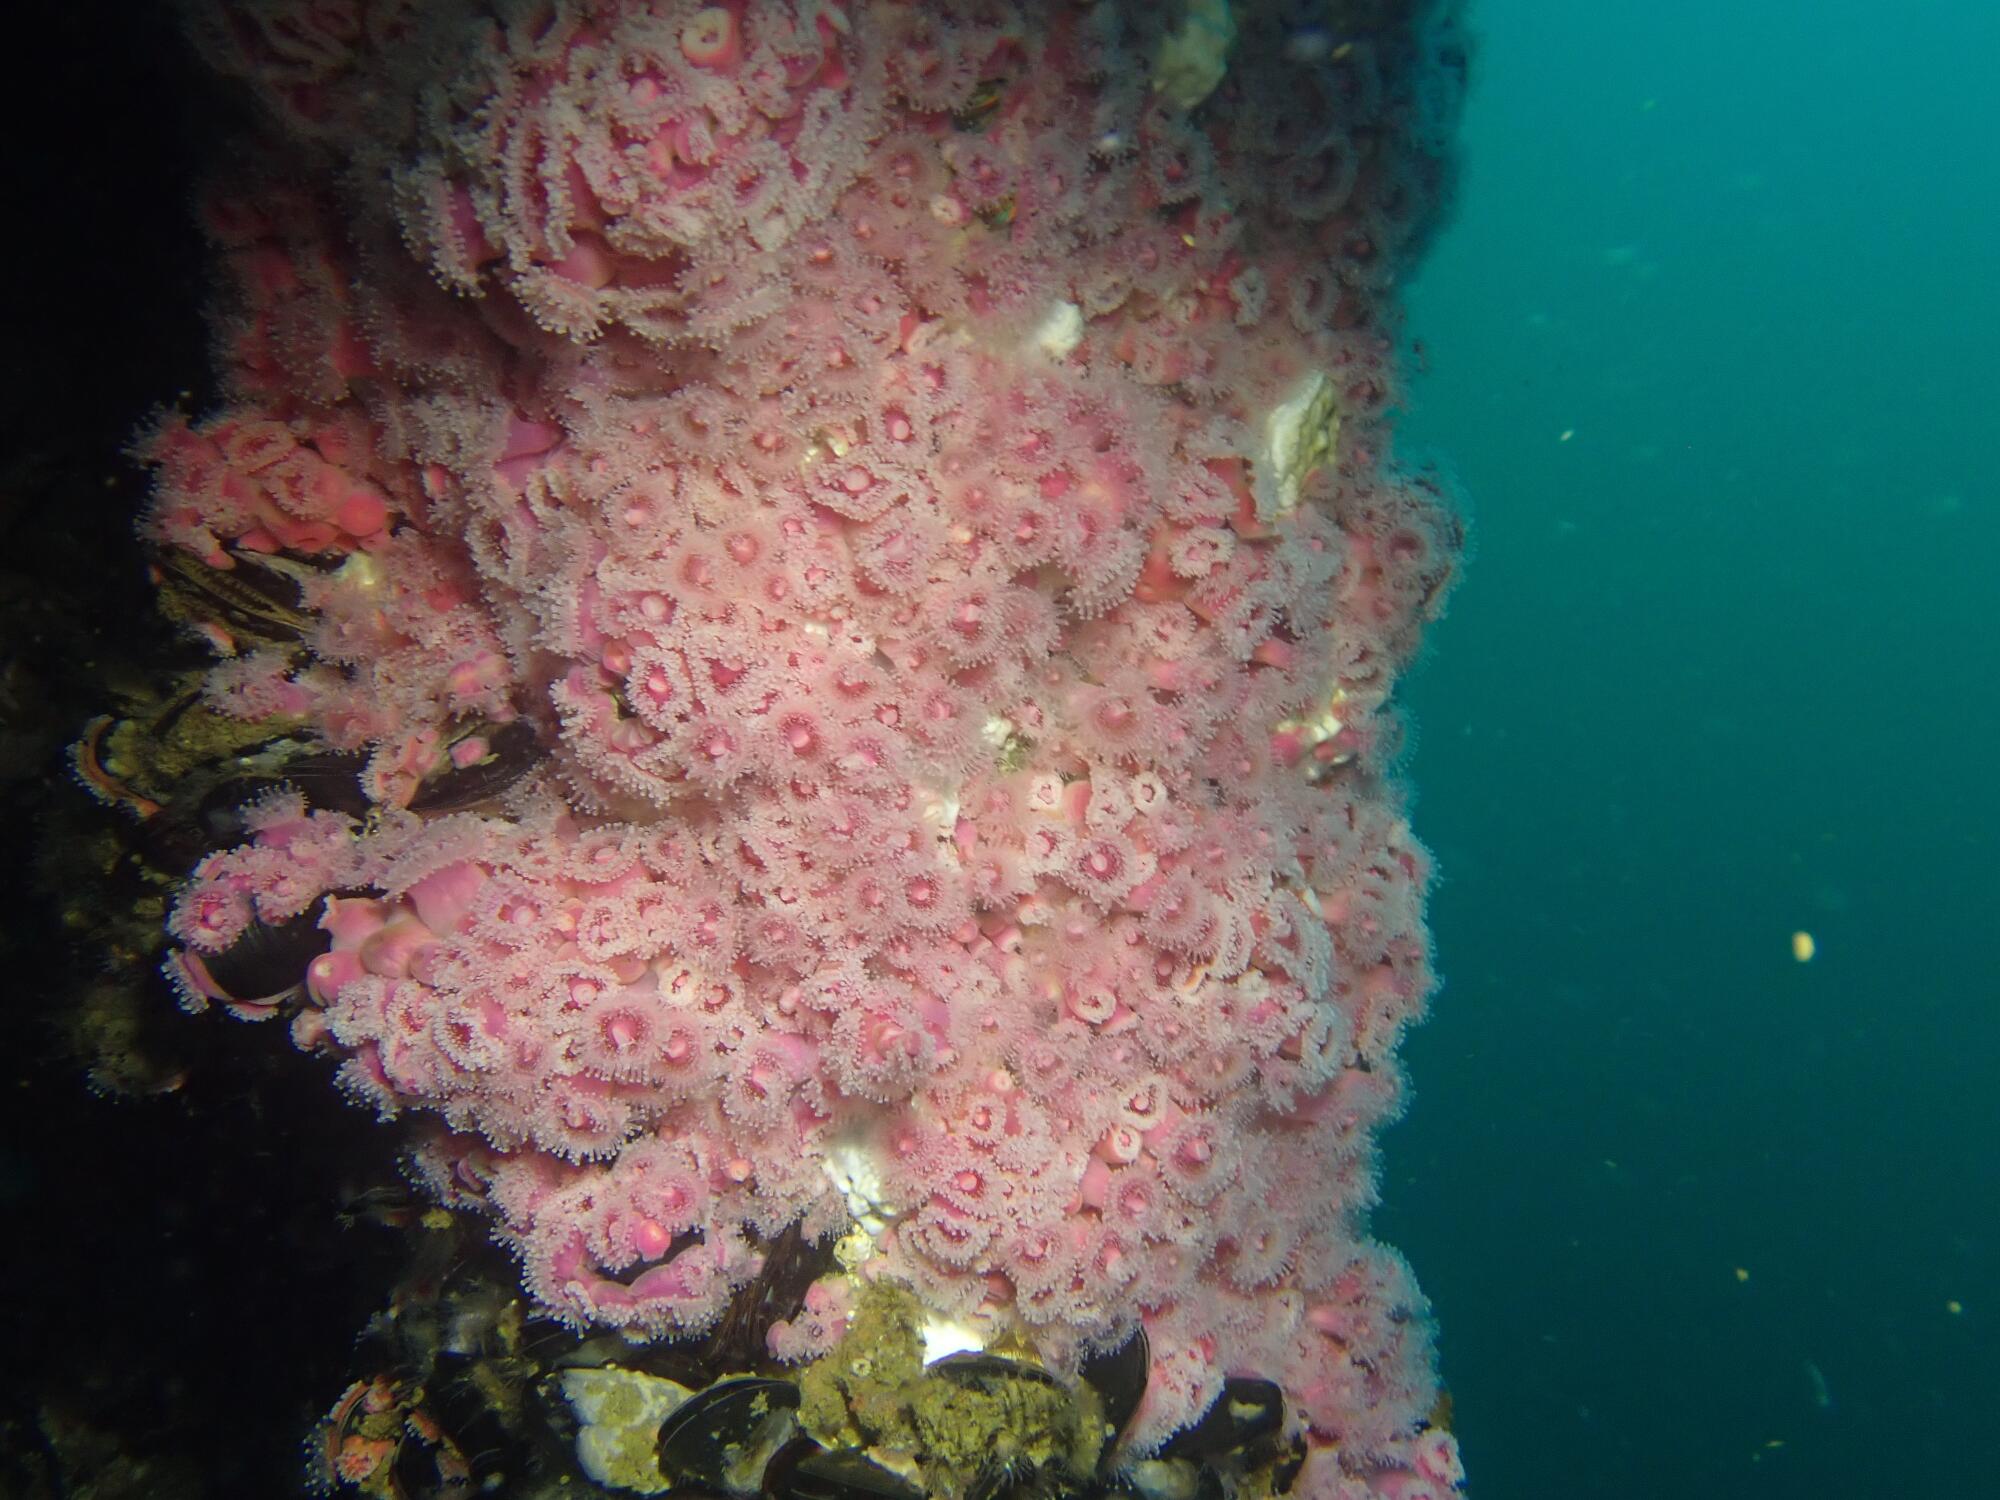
top-left (133, 3), bottom-right (1470, 1495)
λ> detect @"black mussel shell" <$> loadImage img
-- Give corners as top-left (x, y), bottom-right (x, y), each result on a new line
top-left (760, 1436), bottom-right (821, 1499)
top-left (699, 1221), bottom-right (839, 1375)
top-left (159, 752), bottom-right (367, 871)
top-left (191, 750), bottom-right (370, 842)
top-left (409, 719), bottom-right (543, 812)
top-left (519, 1316), bottom-right (595, 1368)
top-left (196, 904), bottom-right (330, 1003)
top-left (1078, 1328), bottom-right (1149, 1451)
top-left (1157, 1377), bottom-right (1284, 1462)
top-left (425, 1350), bottom-right (521, 1484)
top-left (1270, 1434), bottom-right (1309, 1494)
top-left (130, 801), bottom-right (231, 877)
top-left (152, 546), bottom-right (313, 643)
top-left (276, 748), bottom-right (372, 814)
top-left (386, 1416), bottom-right (465, 1500)
top-left (656, 1376), bottom-right (801, 1494)
top-left (768, 1446), bottom-right (925, 1500)
top-left (192, 775), bottom-right (287, 844)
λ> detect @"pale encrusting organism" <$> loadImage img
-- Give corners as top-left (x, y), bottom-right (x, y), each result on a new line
top-left (140, 2), bottom-right (1469, 1494)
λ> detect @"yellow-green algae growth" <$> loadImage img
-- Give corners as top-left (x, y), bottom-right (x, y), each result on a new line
top-left (798, 1283), bottom-right (1107, 1495)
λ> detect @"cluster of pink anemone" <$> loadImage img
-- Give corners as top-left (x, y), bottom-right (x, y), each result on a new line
top-left (159, 3), bottom-right (1468, 1492)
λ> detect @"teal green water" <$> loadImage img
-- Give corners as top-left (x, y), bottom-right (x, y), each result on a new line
top-left (1381, 2), bottom-right (1997, 1495)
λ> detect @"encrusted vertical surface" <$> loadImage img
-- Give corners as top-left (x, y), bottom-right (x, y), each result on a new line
top-left (152, 4), bottom-right (1469, 1493)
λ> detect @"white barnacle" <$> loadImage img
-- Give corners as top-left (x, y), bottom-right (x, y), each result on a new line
top-left (561, 1367), bottom-right (692, 1494)
top-left (1152, 0), bottom-right (1237, 110)
top-left (1029, 300), bottom-right (1085, 360)
top-left (1260, 370), bottom-right (1340, 519)
top-left (822, 1137), bottom-right (898, 1236)
top-left (919, 782), bottom-right (963, 848)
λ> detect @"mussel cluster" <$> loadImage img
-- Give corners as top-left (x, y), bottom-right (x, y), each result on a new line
top-left (599, 1334), bottom-right (1302, 1500)
top-left (311, 1212), bottom-right (1306, 1500)
top-left (71, 545), bottom-right (548, 1020)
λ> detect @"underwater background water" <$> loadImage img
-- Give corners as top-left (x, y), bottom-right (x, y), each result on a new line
top-left (1380, 1), bottom-right (1998, 1496)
